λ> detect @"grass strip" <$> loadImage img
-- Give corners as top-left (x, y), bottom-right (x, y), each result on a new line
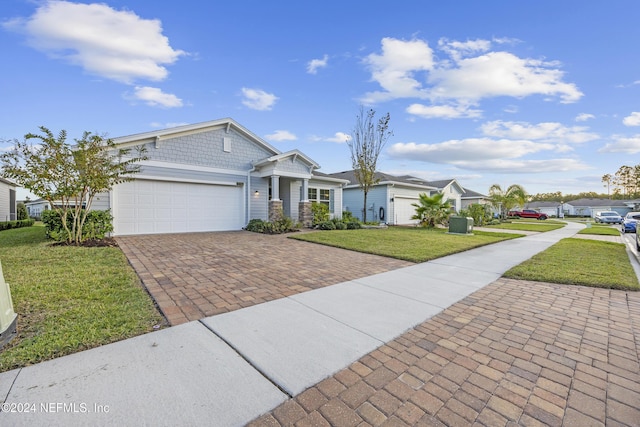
top-left (481, 222), bottom-right (564, 232)
top-left (504, 238), bottom-right (638, 290)
top-left (577, 226), bottom-right (621, 236)
top-left (290, 227), bottom-right (522, 263)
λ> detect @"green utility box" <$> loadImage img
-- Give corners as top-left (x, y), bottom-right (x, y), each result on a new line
top-left (0, 261), bottom-right (17, 350)
top-left (449, 216), bottom-right (474, 234)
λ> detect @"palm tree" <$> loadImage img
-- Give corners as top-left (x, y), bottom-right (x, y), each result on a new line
top-left (488, 184), bottom-right (527, 219)
top-left (411, 193), bottom-right (452, 228)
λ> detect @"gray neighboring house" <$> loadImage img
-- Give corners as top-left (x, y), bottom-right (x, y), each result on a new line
top-left (524, 201), bottom-right (563, 218)
top-left (328, 170), bottom-right (437, 225)
top-left (98, 118), bottom-right (345, 236)
top-left (25, 199), bottom-right (49, 220)
top-left (461, 188), bottom-right (489, 210)
top-left (413, 178), bottom-right (466, 213)
top-left (0, 177), bottom-right (17, 222)
top-left (563, 198), bottom-right (631, 217)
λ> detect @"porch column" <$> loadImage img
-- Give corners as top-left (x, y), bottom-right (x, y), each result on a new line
top-left (269, 175), bottom-right (283, 222)
top-left (301, 179), bottom-right (309, 202)
top-left (270, 175), bottom-right (280, 201)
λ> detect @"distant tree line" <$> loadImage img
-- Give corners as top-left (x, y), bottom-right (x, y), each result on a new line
top-left (529, 191), bottom-right (608, 202)
top-left (601, 164), bottom-right (640, 199)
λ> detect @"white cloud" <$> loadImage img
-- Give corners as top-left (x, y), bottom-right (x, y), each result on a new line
top-left (451, 158), bottom-right (590, 173)
top-left (428, 52), bottom-right (582, 103)
top-left (623, 112), bottom-right (640, 126)
top-left (388, 139), bottom-right (588, 173)
top-left (131, 86), bottom-right (183, 108)
top-left (324, 132), bottom-right (351, 143)
top-left (4, 1), bottom-right (185, 84)
top-left (361, 37), bottom-right (434, 103)
top-left (150, 122), bottom-right (189, 128)
top-left (406, 103), bottom-right (482, 119)
top-left (437, 38), bottom-right (491, 60)
top-left (388, 138), bottom-right (555, 163)
top-left (599, 135), bottom-right (640, 153)
top-left (307, 54), bottom-right (328, 74)
top-left (265, 130), bottom-right (296, 141)
top-left (241, 88), bottom-right (278, 111)
top-left (575, 113), bottom-right (595, 122)
top-left (360, 37), bottom-right (582, 112)
top-left (480, 120), bottom-right (598, 144)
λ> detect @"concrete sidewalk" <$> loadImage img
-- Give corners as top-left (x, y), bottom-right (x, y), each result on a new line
top-left (1, 222), bottom-right (583, 426)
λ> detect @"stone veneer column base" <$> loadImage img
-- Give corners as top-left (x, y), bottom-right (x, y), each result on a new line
top-left (298, 201), bottom-right (313, 228)
top-left (269, 200), bottom-right (284, 222)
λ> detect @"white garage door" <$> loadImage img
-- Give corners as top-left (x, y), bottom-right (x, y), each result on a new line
top-left (113, 179), bottom-right (244, 236)
top-left (393, 197), bottom-right (420, 225)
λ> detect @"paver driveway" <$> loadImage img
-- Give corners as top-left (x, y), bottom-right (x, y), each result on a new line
top-left (117, 231), bottom-right (411, 325)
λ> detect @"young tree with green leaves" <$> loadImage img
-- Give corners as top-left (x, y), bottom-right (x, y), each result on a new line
top-left (348, 107), bottom-right (392, 223)
top-left (1, 126), bottom-right (146, 244)
top-left (488, 184), bottom-right (527, 219)
top-left (411, 193), bottom-right (452, 228)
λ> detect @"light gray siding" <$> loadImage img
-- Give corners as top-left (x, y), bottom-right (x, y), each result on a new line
top-left (249, 177), bottom-right (269, 221)
top-left (142, 128), bottom-right (274, 170)
top-left (0, 181), bottom-right (12, 221)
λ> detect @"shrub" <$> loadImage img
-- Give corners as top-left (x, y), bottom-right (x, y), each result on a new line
top-left (0, 219), bottom-right (35, 231)
top-left (318, 220), bottom-right (336, 230)
top-left (42, 209), bottom-right (113, 241)
top-left (333, 220), bottom-right (347, 230)
top-left (311, 202), bottom-right (330, 226)
top-left (342, 210), bottom-right (358, 223)
top-left (245, 217), bottom-right (299, 234)
top-left (16, 202), bottom-right (28, 220)
top-left (82, 210), bottom-right (114, 240)
top-left (245, 218), bottom-right (266, 233)
top-left (346, 221), bottom-right (362, 229)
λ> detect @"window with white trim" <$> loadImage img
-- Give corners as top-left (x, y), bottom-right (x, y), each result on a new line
top-left (308, 188), bottom-right (330, 207)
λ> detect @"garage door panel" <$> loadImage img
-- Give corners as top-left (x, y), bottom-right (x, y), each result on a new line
top-left (114, 179), bottom-right (244, 236)
top-left (394, 198), bottom-right (419, 225)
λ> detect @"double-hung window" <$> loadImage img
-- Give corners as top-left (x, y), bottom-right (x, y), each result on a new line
top-left (308, 188), bottom-right (330, 207)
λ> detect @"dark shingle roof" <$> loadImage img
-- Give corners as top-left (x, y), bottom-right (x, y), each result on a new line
top-left (461, 188), bottom-right (487, 199)
top-left (565, 198), bottom-right (628, 207)
top-left (327, 170), bottom-right (435, 188)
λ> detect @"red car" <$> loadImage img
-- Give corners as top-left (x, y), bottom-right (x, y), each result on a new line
top-left (511, 209), bottom-right (548, 220)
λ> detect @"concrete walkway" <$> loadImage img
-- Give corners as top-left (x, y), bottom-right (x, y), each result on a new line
top-left (2, 221), bottom-right (636, 426)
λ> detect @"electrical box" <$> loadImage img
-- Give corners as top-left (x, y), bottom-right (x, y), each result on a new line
top-left (0, 261), bottom-right (17, 350)
top-left (449, 216), bottom-right (474, 234)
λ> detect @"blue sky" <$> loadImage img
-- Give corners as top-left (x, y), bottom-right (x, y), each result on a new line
top-left (2, 0), bottom-right (639, 199)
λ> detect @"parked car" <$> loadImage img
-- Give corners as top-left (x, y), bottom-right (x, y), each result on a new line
top-left (594, 211), bottom-right (623, 224)
top-left (510, 209), bottom-right (548, 220)
top-left (621, 212), bottom-right (640, 233)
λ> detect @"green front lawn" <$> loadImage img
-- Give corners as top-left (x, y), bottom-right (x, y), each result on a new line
top-left (577, 226), bottom-right (621, 236)
top-left (504, 238), bottom-right (639, 290)
top-left (290, 227), bottom-right (523, 262)
top-left (481, 222), bottom-right (565, 232)
top-left (0, 226), bottom-right (165, 372)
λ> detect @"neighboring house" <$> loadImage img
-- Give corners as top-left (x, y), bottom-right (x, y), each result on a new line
top-left (25, 199), bottom-right (50, 220)
top-left (0, 177), bottom-right (17, 222)
top-left (421, 179), bottom-right (466, 212)
top-left (328, 170), bottom-right (437, 225)
top-left (524, 201), bottom-right (563, 218)
top-left (99, 118), bottom-right (345, 236)
top-left (460, 188), bottom-right (489, 210)
top-left (563, 198), bottom-right (630, 217)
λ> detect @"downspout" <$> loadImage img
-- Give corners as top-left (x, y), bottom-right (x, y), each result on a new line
top-left (246, 163), bottom-right (256, 226)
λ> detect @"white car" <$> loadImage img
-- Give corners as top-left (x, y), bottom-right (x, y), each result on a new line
top-left (594, 211), bottom-right (623, 224)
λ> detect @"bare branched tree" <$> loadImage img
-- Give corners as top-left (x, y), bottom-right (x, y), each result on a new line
top-left (348, 107), bottom-right (392, 223)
